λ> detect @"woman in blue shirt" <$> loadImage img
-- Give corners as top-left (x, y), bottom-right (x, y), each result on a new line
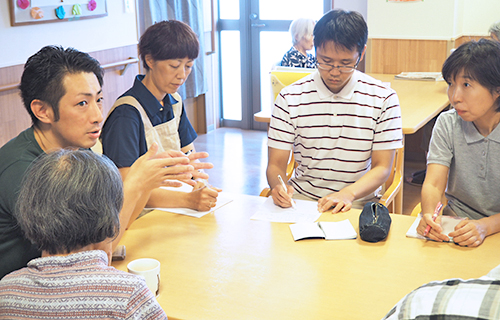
top-left (281, 18), bottom-right (316, 68)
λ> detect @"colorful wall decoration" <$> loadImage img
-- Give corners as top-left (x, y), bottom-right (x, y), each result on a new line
top-left (9, 0), bottom-right (107, 26)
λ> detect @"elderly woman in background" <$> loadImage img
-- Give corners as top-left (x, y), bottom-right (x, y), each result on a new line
top-left (0, 150), bottom-right (167, 319)
top-left (280, 18), bottom-right (316, 68)
top-left (490, 20), bottom-right (500, 42)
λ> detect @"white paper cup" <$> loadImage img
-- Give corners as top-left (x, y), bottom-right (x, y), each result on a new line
top-left (127, 258), bottom-right (160, 297)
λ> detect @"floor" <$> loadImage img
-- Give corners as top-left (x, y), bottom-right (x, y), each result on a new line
top-left (195, 127), bottom-right (425, 215)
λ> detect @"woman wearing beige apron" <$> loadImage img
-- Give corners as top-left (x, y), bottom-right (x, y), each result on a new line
top-left (101, 20), bottom-right (219, 217)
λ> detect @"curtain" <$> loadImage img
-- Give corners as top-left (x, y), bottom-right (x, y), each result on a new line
top-left (144, 0), bottom-right (207, 100)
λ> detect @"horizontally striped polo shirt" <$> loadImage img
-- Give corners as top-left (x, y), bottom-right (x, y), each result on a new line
top-left (268, 70), bottom-right (403, 200)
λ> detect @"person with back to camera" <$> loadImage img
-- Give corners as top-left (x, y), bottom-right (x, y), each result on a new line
top-left (416, 39), bottom-right (500, 247)
top-left (267, 9), bottom-right (403, 213)
top-left (0, 149), bottom-right (167, 319)
top-left (280, 18), bottom-right (317, 68)
top-left (101, 20), bottom-right (221, 213)
top-left (0, 45), bottom-right (208, 280)
top-left (383, 262), bottom-right (500, 319)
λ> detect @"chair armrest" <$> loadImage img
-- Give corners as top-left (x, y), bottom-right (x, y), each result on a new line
top-left (410, 203), bottom-right (421, 217)
top-left (379, 170), bottom-right (402, 208)
top-left (260, 188), bottom-right (272, 197)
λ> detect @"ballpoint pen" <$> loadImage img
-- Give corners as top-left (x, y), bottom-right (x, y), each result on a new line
top-left (423, 201), bottom-right (443, 237)
top-left (277, 174), bottom-right (297, 210)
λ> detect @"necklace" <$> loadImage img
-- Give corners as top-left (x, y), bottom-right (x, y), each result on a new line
top-left (33, 127), bottom-right (50, 151)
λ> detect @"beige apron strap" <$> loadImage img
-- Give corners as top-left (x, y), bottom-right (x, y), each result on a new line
top-left (171, 92), bottom-right (183, 128)
top-left (108, 96), bottom-right (154, 132)
top-left (108, 97), bottom-right (157, 219)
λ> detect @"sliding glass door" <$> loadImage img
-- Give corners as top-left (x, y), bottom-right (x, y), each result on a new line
top-left (218, 0), bottom-right (331, 130)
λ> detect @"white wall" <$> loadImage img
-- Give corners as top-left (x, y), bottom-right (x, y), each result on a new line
top-left (462, 0), bottom-right (499, 36)
top-left (367, 0), bottom-right (456, 40)
top-left (0, 1), bottom-right (138, 68)
top-left (367, 0), bottom-right (499, 40)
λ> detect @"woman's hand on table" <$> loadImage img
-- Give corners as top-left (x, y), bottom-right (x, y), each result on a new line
top-left (449, 219), bottom-right (487, 247)
top-left (189, 180), bottom-right (221, 211)
top-left (416, 214), bottom-right (449, 242)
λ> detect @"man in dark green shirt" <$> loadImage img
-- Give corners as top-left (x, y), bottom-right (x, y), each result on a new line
top-left (0, 128), bottom-right (43, 277)
top-left (0, 45), bottom-right (210, 279)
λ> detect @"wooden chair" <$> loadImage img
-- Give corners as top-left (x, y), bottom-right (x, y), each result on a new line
top-left (260, 148), bottom-right (404, 214)
top-left (379, 147), bottom-right (404, 213)
top-left (269, 68), bottom-right (315, 105)
top-left (259, 68), bottom-right (313, 197)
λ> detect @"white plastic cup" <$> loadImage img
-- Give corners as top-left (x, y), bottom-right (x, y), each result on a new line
top-left (127, 258), bottom-right (160, 297)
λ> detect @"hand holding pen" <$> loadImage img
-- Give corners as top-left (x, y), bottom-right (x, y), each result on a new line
top-left (423, 202), bottom-right (443, 237)
top-left (277, 175), bottom-right (297, 210)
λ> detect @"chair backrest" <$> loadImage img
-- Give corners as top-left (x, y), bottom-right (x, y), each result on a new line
top-left (270, 69), bottom-right (315, 102)
top-left (379, 147), bottom-right (404, 213)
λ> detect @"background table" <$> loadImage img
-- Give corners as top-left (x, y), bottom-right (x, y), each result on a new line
top-left (113, 193), bottom-right (500, 320)
top-left (254, 74), bottom-right (450, 214)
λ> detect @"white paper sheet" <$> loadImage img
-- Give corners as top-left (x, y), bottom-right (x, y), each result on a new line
top-left (319, 220), bottom-right (358, 240)
top-left (289, 220), bottom-right (357, 241)
top-left (250, 197), bottom-right (321, 223)
top-left (148, 184), bottom-right (233, 218)
top-left (406, 214), bottom-right (464, 241)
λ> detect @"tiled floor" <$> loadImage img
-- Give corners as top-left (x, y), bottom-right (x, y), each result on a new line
top-left (196, 127), bottom-right (425, 215)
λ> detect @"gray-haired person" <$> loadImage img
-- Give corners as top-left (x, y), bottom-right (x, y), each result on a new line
top-left (0, 45), bottom-right (210, 279)
top-left (489, 20), bottom-right (500, 42)
top-left (280, 18), bottom-right (317, 68)
top-left (0, 149), bottom-right (167, 319)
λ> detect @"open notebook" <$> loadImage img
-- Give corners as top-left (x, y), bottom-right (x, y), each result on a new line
top-left (406, 214), bottom-right (464, 242)
top-left (289, 220), bottom-right (357, 241)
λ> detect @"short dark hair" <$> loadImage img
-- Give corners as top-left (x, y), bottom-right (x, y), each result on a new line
top-left (20, 45), bottom-right (104, 126)
top-left (442, 39), bottom-right (500, 111)
top-left (139, 20), bottom-right (199, 71)
top-left (15, 150), bottom-right (122, 255)
top-left (313, 9), bottom-right (368, 55)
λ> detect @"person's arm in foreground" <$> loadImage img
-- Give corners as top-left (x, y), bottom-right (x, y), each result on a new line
top-left (267, 147), bottom-right (294, 208)
top-left (450, 213), bottom-right (500, 247)
top-left (119, 148), bottom-right (217, 214)
top-left (416, 163), bottom-right (450, 242)
top-left (317, 149), bottom-right (395, 213)
top-left (417, 163), bottom-right (500, 246)
top-left (180, 142), bottom-right (222, 194)
top-left (112, 143), bottom-right (203, 248)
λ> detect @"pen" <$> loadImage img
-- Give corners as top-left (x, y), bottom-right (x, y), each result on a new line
top-left (277, 174), bottom-right (297, 210)
top-left (423, 201), bottom-right (443, 237)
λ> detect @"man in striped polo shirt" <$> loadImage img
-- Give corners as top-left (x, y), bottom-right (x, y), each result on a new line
top-left (267, 9), bottom-right (403, 213)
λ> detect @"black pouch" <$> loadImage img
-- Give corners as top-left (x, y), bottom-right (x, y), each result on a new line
top-left (359, 202), bottom-right (391, 243)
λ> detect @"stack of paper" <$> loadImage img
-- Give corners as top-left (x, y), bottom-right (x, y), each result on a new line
top-left (395, 72), bottom-right (444, 81)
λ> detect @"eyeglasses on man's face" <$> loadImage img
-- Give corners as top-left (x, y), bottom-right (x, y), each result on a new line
top-left (315, 56), bottom-right (361, 73)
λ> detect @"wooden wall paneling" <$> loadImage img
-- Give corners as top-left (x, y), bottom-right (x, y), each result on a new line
top-left (365, 38), bottom-right (372, 73)
top-left (89, 45), bottom-right (139, 117)
top-left (0, 64), bottom-right (31, 147)
top-left (0, 45), bottom-right (139, 146)
top-left (369, 39), bottom-right (449, 74)
top-left (454, 35), bottom-right (486, 48)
